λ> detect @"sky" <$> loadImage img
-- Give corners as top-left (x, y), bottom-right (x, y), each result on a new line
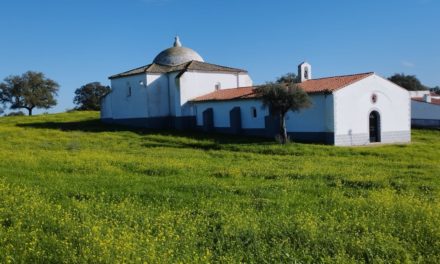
top-left (0, 0), bottom-right (439, 114)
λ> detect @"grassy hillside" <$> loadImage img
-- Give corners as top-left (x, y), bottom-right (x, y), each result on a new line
top-left (0, 111), bottom-right (439, 263)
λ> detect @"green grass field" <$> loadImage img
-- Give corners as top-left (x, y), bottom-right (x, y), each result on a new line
top-left (0, 111), bottom-right (439, 263)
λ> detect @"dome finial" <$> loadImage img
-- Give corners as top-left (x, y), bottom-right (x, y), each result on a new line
top-left (174, 36), bottom-right (182, 47)
top-left (153, 36), bottom-right (204, 66)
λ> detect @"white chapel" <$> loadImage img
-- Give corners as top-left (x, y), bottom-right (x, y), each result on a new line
top-left (101, 37), bottom-right (411, 146)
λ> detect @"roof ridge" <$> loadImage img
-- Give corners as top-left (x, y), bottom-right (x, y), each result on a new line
top-left (190, 60), bottom-right (247, 72)
top-left (109, 64), bottom-right (152, 79)
top-left (218, 86), bottom-right (254, 91)
top-left (307, 72), bottom-right (374, 82)
top-left (185, 60), bottom-right (196, 69)
top-left (145, 64), bottom-right (154, 72)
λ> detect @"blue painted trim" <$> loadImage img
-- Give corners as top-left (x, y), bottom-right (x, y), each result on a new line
top-left (412, 119), bottom-right (440, 128)
top-left (102, 117), bottom-right (335, 144)
top-left (102, 116), bottom-right (196, 130)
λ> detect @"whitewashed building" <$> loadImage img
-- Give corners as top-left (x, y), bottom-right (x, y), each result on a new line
top-left (101, 37), bottom-right (411, 146)
top-left (410, 92), bottom-right (440, 128)
top-left (101, 37), bottom-right (252, 129)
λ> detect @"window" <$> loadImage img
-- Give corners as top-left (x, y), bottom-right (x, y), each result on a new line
top-left (304, 67), bottom-right (309, 79)
top-left (126, 82), bottom-right (132, 97)
top-left (371, 93), bottom-right (378, 104)
top-left (215, 82), bottom-right (221, 91)
top-left (251, 107), bottom-right (257, 118)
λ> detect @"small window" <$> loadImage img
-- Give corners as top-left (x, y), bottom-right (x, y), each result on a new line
top-left (215, 82), bottom-right (221, 91)
top-left (251, 107), bottom-right (257, 118)
top-left (126, 82), bottom-right (132, 97)
top-left (304, 67), bottom-right (309, 79)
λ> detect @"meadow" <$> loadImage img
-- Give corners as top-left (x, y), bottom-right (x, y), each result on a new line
top-left (0, 111), bottom-right (438, 263)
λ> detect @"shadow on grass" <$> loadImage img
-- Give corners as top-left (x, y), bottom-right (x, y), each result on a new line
top-left (16, 119), bottom-right (275, 149)
top-left (16, 119), bottom-right (395, 157)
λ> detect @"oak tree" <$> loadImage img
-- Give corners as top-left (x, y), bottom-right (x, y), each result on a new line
top-left (0, 71), bottom-right (59, 116)
top-left (73, 82), bottom-right (111, 110)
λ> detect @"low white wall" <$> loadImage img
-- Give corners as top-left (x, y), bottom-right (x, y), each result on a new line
top-left (412, 100), bottom-right (440, 120)
top-left (409, 90), bottom-right (430, 98)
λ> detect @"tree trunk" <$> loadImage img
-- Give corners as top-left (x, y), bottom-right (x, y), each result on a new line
top-left (279, 113), bottom-right (288, 144)
top-left (27, 108), bottom-right (32, 116)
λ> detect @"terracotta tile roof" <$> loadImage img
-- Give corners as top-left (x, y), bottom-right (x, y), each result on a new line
top-left (109, 60), bottom-right (247, 79)
top-left (191, 72), bottom-right (375, 102)
top-left (412, 97), bottom-right (440, 105)
top-left (297, 72), bottom-right (374, 93)
top-left (192, 87), bottom-right (258, 102)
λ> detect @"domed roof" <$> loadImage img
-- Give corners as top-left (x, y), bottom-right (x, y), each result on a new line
top-left (153, 37), bottom-right (204, 66)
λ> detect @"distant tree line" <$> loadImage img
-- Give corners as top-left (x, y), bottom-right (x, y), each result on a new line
top-left (388, 73), bottom-right (438, 93)
top-left (73, 82), bottom-right (110, 111)
top-left (431, 86), bottom-right (440, 95)
top-left (0, 70), bottom-right (111, 116)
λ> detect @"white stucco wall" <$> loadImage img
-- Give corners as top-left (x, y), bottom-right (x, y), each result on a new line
top-left (286, 94), bottom-right (334, 132)
top-left (193, 95), bottom-right (333, 132)
top-left (109, 74), bottom-right (148, 119)
top-left (166, 72), bottom-right (180, 116)
top-left (146, 74), bottom-right (171, 117)
top-left (179, 71), bottom-right (253, 116)
top-left (194, 99), bottom-right (267, 129)
top-left (409, 90), bottom-right (430, 98)
top-left (107, 73), bottom-right (171, 119)
top-left (100, 93), bottom-right (112, 119)
top-left (102, 70), bottom-right (252, 120)
top-left (238, 73), bottom-right (253, 87)
top-left (333, 74), bottom-right (410, 145)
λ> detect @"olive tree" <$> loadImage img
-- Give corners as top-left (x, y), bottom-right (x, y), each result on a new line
top-left (256, 82), bottom-right (311, 144)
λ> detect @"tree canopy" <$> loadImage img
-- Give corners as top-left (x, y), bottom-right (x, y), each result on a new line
top-left (430, 86), bottom-right (440, 95)
top-left (256, 82), bottom-right (311, 144)
top-left (276, 72), bottom-right (299, 84)
top-left (388, 73), bottom-right (427, 91)
top-left (73, 82), bottom-right (111, 111)
top-left (0, 71), bottom-right (59, 116)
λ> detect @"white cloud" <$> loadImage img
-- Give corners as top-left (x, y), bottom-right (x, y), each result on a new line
top-left (402, 60), bottom-right (415, 68)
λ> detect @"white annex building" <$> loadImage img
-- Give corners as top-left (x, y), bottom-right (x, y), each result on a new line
top-left (101, 37), bottom-right (411, 146)
top-left (409, 90), bottom-right (440, 128)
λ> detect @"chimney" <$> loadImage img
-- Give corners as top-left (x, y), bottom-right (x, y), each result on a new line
top-left (424, 94), bottom-right (431, 103)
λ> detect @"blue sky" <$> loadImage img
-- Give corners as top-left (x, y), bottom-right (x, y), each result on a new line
top-left (0, 0), bottom-right (439, 114)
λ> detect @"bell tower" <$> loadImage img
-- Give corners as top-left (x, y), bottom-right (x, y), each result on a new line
top-left (298, 62), bottom-right (312, 82)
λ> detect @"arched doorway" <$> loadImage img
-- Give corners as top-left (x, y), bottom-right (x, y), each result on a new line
top-left (369, 111), bottom-right (380, 143)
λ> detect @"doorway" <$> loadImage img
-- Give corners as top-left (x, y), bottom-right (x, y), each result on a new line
top-left (369, 111), bottom-right (380, 143)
